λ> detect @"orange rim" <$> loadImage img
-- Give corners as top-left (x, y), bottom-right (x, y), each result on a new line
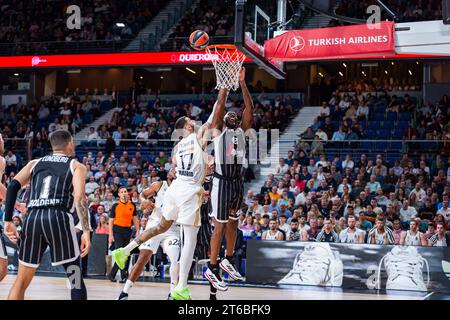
top-left (206, 44), bottom-right (238, 50)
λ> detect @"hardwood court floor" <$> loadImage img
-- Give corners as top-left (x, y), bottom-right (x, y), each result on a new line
top-left (0, 275), bottom-right (428, 300)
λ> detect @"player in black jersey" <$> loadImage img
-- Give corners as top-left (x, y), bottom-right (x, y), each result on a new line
top-left (205, 67), bottom-right (254, 292)
top-left (3, 130), bottom-right (91, 300)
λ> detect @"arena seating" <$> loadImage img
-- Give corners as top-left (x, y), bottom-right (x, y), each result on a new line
top-left (0, 0), bottom-right (165, 55)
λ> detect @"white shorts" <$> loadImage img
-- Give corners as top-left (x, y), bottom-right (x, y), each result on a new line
top-left (0, 232), bottom-right (7, 261)
top-left (139, 220), bottom-right (181, 253)
top-left (162, 180), bottom-right (204, 227)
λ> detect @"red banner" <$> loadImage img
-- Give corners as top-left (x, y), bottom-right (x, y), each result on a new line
top-left (264, 22), bottom-right (396, 61)
top-left (0, 51), bottom-right (252, 69)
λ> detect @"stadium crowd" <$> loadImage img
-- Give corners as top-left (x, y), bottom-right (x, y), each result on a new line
top-left (0, 0), bottom-right (164, 54)
top-left (0, 81), bottom-right (448, 279)
top-left (333, 0), bottom-right (443, 24)
top-left (161, 0), bottom-right (234, 50)
top-left (237, 89), bottom-right (449, 251)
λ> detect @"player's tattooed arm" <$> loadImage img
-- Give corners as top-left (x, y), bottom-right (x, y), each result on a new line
top-left (239, 67), bottom-right (254, 131)
top-left (72, 162), bottom-right (90, 232)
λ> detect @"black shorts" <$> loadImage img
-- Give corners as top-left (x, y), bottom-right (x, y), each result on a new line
top-left (210, 175), bottom-right (244, 223)
top-left (0, 230), bottom-right (6, 261)
top-left (19, 207), bottom-right (79, 268)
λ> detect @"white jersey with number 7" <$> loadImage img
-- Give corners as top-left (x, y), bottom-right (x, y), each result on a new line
top-left (175, 133), bottom-right (207, 186)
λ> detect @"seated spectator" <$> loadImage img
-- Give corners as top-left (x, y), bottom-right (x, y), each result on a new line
top-left (251, 222), bottom-right (262, 240)
top-left (316, 218), bottom-right (339, 242)
top-left (428, 222), bottom-right (450, 246)
top-left (399, 199), bottom-right (418, 227)
top-left (240, 215), bottom-right (255, 239)
top-left (367, 217), bottom-right (394, 245)
top-left (310, 135), bottom-right (324, 156)
top-left (391, 218), bottom-right (403, 244)
top-left (262, 218), bottom-right (283, 240)
top-left (366, 175), bottom-right (381, 194)
top-left (96, 213), bottom-right (110, 235)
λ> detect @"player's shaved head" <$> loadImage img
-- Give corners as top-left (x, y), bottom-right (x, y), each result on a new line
top-left (224, 111), bottom-right (239, 129)
top-left (49, 130), bottom-right (72, 151)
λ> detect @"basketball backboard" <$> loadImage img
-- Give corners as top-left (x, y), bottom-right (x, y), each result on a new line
top-left (234, 0), bottom-right (286, 79)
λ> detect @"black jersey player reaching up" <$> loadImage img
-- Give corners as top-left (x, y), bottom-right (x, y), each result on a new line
top-left (3, 130), bottom-right (91, 300)
top-left (204, 67), bottom-right (254, 292)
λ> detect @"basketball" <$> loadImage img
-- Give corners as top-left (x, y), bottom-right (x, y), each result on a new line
top-left (189, 30), bottom-right (209, 50)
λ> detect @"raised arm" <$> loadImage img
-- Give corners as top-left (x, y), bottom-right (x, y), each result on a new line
top-left (197, 87), bottom-right (229, 148)
top-left (239, 67), bottom-right (254, 131)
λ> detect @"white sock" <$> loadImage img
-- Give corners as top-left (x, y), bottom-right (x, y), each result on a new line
top-left (123, 280), bottom-right (133, 294)
top-left (123, 241), bottom-right (139, 255)
top-left (166, 246), bottom-right (180, 291)
top-left (176, 225), bottom-right (199, 290)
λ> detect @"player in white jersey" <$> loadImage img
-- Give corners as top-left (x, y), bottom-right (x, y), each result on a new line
top-left (399, 220), bottom-right (428, 246)
top-left (339, 215), bottom-right (365, 244)
top-left (117, 172), bottom-right (180, 300)
top-left (112, 87), bottom-right (228, 300)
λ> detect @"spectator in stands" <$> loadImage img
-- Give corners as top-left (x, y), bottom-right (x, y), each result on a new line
top-left (367, 217), bottom-right (394, 245)
top-left (262, 218), bottom-right (283, 240)
top-left (399, 199), bottom-right (418, 228)
top-left (316, 218), bottom-right (339, 242)
top-left (429, 222), bottom-right (450, 246)
top-left (86, 175), bottom-right (100, 195)
top-left (96, 214), bottom-right (110, 235)
top-left (5, 150), bottom-right (17, 175)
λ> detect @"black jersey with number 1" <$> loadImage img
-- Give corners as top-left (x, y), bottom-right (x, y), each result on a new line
top-left (27, 154), bottom-right (75, 210)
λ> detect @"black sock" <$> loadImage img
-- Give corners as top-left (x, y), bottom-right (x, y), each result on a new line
top-left (208, 262), bottom-right (219, 270)
top-left (63, 258), bottom-right (88, 300)
top-left (225, 255), bottom-right (234, 262)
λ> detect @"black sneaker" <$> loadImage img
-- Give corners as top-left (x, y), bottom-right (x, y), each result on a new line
top-left (204, 265), bottom-right (228, 291)
top-left (108, 275), bottom-right (117, 283)
top-left (209, 294), bottom-right (217, 301)
top-left (117, 292), bottom-right (128, 300)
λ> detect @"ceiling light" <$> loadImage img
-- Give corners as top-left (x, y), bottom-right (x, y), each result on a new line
top-left (186, 67), bottom-right (196, 74)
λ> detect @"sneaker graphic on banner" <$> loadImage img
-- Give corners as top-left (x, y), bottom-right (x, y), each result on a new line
top-left (278, 243), bottom-right (343, 287)
top-left (378, 246), bottom-right (430, 291)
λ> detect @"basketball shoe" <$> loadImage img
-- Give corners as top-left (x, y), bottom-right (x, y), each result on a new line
top-left (219, 258), bottom-right (244, 281)
top-left (278, 242), bottom-right (343, 287)
top-left (204, 264), bottom-right (228, 291)
top-left (378, 246), bottom-right (429, 291)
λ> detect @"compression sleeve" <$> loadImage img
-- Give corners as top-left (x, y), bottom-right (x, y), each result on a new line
top-left (4, 179), bottom-right (21, 222)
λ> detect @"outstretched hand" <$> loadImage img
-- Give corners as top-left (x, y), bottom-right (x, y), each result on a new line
top-left (4, 221), bottom-right (19, 244)
top-left (239, 67), bottom-right (246, 83)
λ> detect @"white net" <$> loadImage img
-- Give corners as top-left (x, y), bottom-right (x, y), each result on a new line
top-left (206, 45), bottom-right (246, 91)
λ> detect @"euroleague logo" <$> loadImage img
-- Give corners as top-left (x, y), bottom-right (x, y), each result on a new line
top-left (289, 36), bottom-right (305, 52)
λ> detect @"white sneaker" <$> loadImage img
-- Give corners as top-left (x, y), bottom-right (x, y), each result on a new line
top-left (378, 246), bottom-right (429, 291)
top-left (278, 243), bottom-right (343, 287)
top-left (219, 258), bottom-right (244, 281)
top-left (204, 267), bottom-right (228, 291)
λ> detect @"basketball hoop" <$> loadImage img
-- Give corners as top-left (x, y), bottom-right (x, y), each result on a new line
top-left (206, 44), bottom-right (246, 91)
